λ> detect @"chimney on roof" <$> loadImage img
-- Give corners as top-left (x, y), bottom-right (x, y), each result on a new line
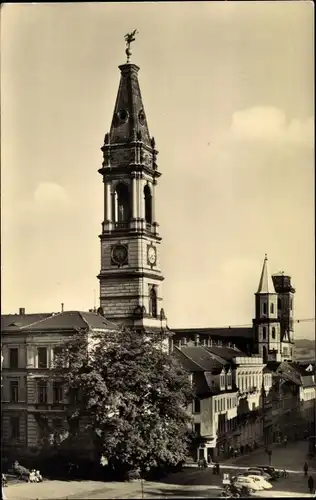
top-left (61, 303), bottom-right (64, 313)
top-left (19, 307), bottom-right (25, 315)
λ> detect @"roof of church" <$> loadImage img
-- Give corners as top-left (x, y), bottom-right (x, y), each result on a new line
top-left (172, 327), bottom-right (253, 339)
top-left (1, 311), bottom-right (118, 332)
top-left (257, 254), bottom-right (276, 294)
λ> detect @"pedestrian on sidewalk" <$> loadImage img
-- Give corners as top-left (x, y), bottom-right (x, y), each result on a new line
top-left (308, 476), bottom-right (314, 494)
top-left (304, 462), bottom-right (309, 476)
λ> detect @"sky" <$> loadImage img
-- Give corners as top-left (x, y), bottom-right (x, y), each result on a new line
top-left (1, 2), bottom-right (314, 338)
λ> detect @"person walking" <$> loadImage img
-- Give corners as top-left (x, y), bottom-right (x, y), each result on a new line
top-left (308, 476), bottom-right (314, 494)
top-left (304, 462), bottom-right (309, 476)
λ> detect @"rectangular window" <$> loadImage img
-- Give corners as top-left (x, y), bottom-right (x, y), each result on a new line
top-left (53, 382), bottom-right (63, 403)
top-left (227, 373), bottom-right (232, 387)
top-left (10, 381), bottom-right (19, 402)
top-left (194, 423), bottom-right (201, 436)
top-left (37, 381), bottom-right (48, 404)
top-left (38, 347), bottom-right (48, 368)
top-left (9, 348), bottom-right (19, 369)
top-left (193, 398), bottom-right (201, 413)
top-left (10, 416), bottom-right (20, 438)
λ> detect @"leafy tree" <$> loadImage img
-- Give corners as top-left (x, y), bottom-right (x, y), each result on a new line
top-left (51, 327), bottom-right (194, 475)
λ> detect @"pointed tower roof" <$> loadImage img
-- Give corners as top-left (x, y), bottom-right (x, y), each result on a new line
top-left (257, 254), bottom-right (276, 294)
top-left (100, 34), bottom-right (159, 176)
top-left (108, 63), bottom-right (151, 147)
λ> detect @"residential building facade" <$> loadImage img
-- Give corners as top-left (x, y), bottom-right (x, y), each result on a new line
top-left (1, 310), bottom-right (117, 455)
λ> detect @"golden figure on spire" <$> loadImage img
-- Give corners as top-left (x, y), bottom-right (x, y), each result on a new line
top-left (124, 29), bottom-right (138, 63)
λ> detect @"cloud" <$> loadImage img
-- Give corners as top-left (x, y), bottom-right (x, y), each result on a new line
top-left (229, 106), bottom-right (314, 146)
top-left (33, 182), bottom-right (71, 207)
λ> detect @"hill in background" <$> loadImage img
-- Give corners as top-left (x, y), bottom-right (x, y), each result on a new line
top-left (295, 338), bottom-right (315, 361)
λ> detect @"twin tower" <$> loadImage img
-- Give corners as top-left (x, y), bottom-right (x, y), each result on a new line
top-left (96, 55), bottom-right (295, 360)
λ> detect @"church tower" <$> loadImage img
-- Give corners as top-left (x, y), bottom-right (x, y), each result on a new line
top-left (97, 38), bottom-right (167, 334)
top-left (272, 272), bottom-right (295, 361)
top-left (253, 255), bottom-right (281, 362)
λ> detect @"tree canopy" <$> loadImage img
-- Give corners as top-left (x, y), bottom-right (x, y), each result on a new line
top-left (51, 327), bottom-right (194, 474)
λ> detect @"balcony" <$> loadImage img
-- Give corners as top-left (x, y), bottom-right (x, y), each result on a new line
top-left (113, 221), bottom-right (129, 230)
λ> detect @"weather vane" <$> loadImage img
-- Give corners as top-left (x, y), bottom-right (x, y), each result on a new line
top-left (124, 29), bottom-right (138, 63)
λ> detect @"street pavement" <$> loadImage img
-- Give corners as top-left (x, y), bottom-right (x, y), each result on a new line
top-left (4, 440), bottom-right (316, 499)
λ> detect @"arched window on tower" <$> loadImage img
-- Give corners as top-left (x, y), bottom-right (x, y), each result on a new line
top-left (114, 183), bottom-right (131, 223)
top-left (262, 345), bottom-right (268, 363)
top-left (149, 286), bottom-right (157, 318)
top-left (278, 298), bottom-right (282, 310)
top-left (271, 327), bottom-right (276, 339)
top-left (270, 303), bottom-right (274, 314)
top-left (263, 302), bottom-right (267, 315)
top-left (144, 184), bottom-right (152, 224)
top-left (262, 327), bottom-right (267, 340)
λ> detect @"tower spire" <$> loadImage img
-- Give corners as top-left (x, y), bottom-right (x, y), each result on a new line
top-left (257, 254), bottom-right (276, 294)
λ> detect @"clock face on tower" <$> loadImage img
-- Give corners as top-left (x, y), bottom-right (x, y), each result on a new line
top-left (111, 244), bottom-right (128, 266)
top-left (147, 245), bottom-right (156, 266)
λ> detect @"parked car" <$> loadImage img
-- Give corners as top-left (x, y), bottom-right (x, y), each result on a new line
top-left (232, 476), bottom-right (262, 492)
top-left (247, 468), bottom-right (272, 480)
top-left (247, 475), bottom-right (272, 490)
top-left (254, 465), bottom-right (280, 480)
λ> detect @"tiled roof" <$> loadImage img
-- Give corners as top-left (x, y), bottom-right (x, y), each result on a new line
top-left (205, 345), bottom-right (244, 360)
top-left (1, 311), bottom-right (118, 332)
top-left (172, 347), bottom-right (204, 372)
top-left (180, 346), bottom-right (225, 373)
top-left (172, 327), bottom-right (253, 339)
top-left (276, 362), bottom-right (302, 385)
top-left (1, 313), bottom-right (51, 330)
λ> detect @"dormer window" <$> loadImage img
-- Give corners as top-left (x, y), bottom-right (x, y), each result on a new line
top-left (227, 372), bottom-right (232, 389)
top-left (220, 373), bottom-right (225, 391)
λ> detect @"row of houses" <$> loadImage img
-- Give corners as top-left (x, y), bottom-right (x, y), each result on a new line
top-left (1, 308), bottom-right (315, 461)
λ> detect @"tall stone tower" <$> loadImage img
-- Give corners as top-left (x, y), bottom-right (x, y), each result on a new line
top-left (97, 41), bottom-right (167, 335)
top-left (253, 255), bottom-right (281, 362)
top-left (272, 272), bottom-right (295, 361)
